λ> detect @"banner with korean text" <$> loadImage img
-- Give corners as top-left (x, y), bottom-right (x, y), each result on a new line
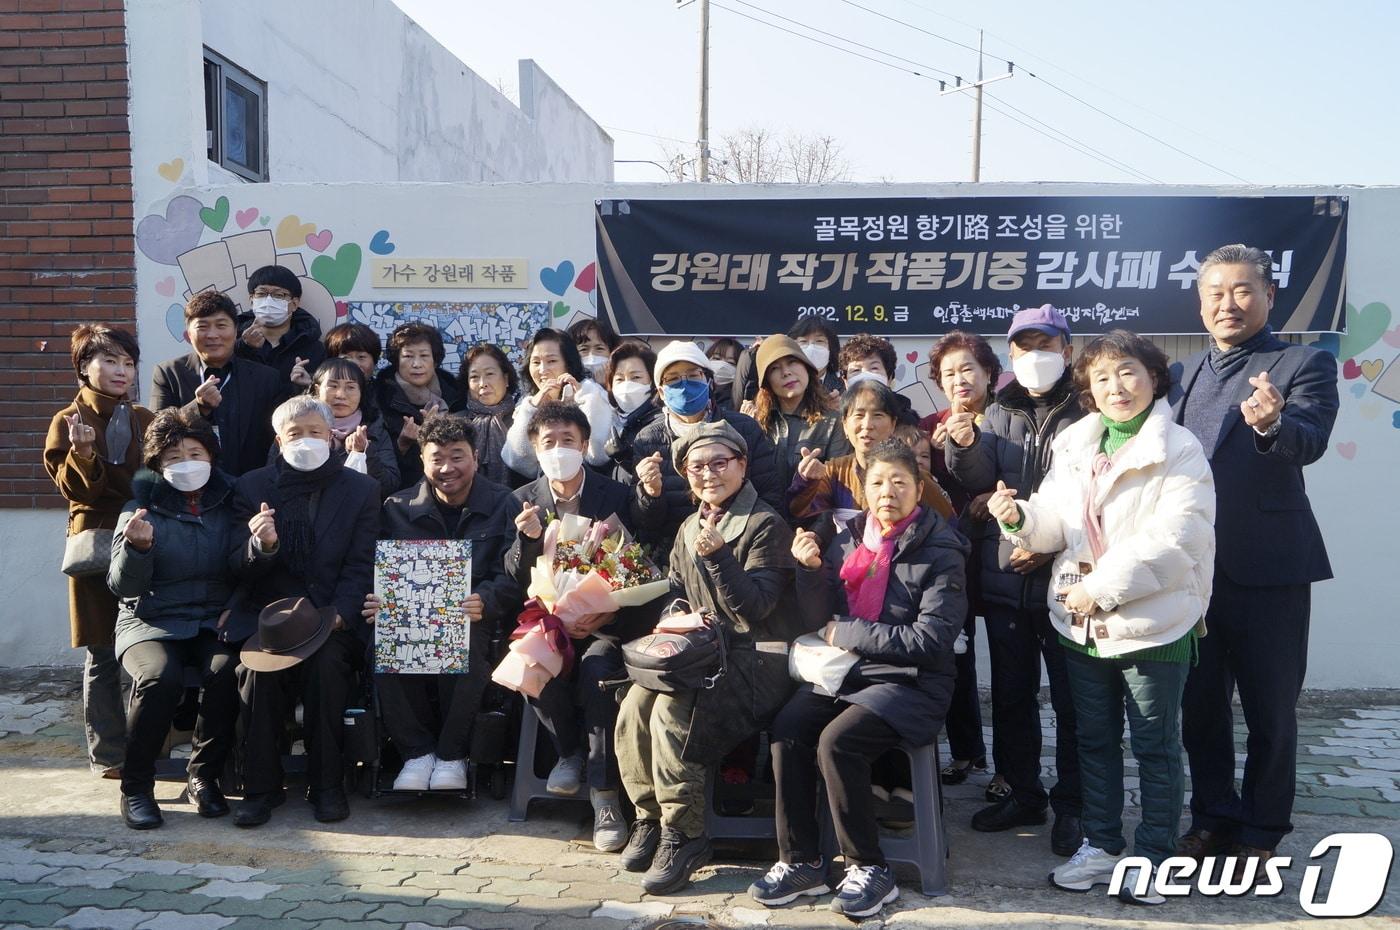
top-left (595, 195), bottom-right (1348, 337)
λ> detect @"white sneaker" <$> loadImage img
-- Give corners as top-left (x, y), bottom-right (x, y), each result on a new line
top-left (393, 753), bottom-right (436, 791)
top-left (429, 757), bottom-right (468, 791)
top-left (546, 753), bottom-right (585, 796)
top-left (1116, 863), bottom-right (1166, 905)
top-left (1049, 841), bottom-right (1123, 891)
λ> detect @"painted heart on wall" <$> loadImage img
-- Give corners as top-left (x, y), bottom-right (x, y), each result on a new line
top-left (135, 195), bottom-right (205, 265)
top-left (306, 229), bottom-right (333, 252)
top-left (235, 207), bottom-right (260, 229)
top-left (541, 261), bottom-right (575, 297)
top-left (310, 243), bottom-right (362, 297)
top-left (574, 261), bottom-right (597, 293)
top-left (1336, 441), bottom-right (1357, 460)
top-left (157, 158), bottom-right (184, 182)
top-left (199, 196), bottom-right (230, 232)
top-left (275, 215), bottom-right (315, 249)
top-left (369, 230), bottom-right (396, 255)
top-left (1338, 302), bottom-right (1392, 360)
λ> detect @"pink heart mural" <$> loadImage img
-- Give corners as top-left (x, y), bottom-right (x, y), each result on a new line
top-left (306, 229), bottom-right (333, 252)
top-left (155, 276), bottom-right (176, 297)
top-left (236, 207), bottom-right (260, 229)
top-left (1336, 441), bottom-right (1357, 460)
top-left (574, 261), bottom-right (597, 293)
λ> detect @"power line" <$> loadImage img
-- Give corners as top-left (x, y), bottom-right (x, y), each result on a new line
top-left (1025, 73), bottom-right (1251, 183)
top-left (723, 0), bottom-right (960, 79)
top-left (981, 99), bottom-right (1159, 183)
top-left (604, 125), bottom-right (694, 145)
top-left (985, 91), bottom-right (1162, 184)
top-left (834, 0), bottom-right (1250, 182)
top-left (833, 0), bottom-right (1005, 61)
top-left (710, 1), bottom-right (946, 81)
top-left (708, 0), bottom-right (1163, 183)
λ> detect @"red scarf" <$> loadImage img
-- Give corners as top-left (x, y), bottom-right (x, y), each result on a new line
top-left (839, 507), bottom-right (922, 621)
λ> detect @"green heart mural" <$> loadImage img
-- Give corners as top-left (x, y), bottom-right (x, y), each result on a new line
top-left (1339, 302), bottom-right (1393, 360)
top-left (552, 300), bottom-right (570, 319)
top-left (311, 243), bottom-right (362, 297)
top-left (198, 196), bottom-right (229, 232)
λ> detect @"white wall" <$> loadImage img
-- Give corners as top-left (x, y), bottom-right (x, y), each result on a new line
top-left (126, 0), bottom-right (612, 188)
top-left (0, 512), bottom-right (79, 667)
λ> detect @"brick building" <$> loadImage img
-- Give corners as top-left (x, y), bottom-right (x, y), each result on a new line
top-left (0, 0), bottom-right (135, 509)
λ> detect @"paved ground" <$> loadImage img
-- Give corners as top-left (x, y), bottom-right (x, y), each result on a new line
top-left (1, 668), bottom-right (1397, 929)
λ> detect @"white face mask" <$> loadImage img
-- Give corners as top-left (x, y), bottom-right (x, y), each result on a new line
top-left (801, 343), bottom-right (830, 372)
top-left (708, 359), bottom-right (737, 386)
top-left (612, 380), bottom-right (652, 414)
top-left (251, 295), bottom-right (291, 326)
top-left (537, 446), bottom-right (584, 483)
top-left (845, 369), bottom-right (888, 388)
top-left (281, 437), bottom-right (330, 472)
top-left (1011, 350), bottom-right (1067, 393)
top-left (580, 353), bottom-right (609, 380)
top-left (162, 460), bottom-right (211, 492)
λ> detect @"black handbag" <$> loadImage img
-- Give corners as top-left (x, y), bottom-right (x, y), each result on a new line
top-left (622, 599), bottom-right (727, 693)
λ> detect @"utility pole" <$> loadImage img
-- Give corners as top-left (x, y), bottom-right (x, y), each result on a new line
top-left (698, 0), bottom-right (710, 181)
top-left (940, 34), bottom-right (1015, 182)
top-left (971, 30), bottom-right (983, 182)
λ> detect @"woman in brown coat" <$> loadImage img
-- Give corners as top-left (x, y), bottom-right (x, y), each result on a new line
top-left (43, 324), bottom-right (155, 776)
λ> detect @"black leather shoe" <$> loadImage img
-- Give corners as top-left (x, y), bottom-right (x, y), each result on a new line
top-left (970, 796), bottom-right (1048, 832)
top-left (1051, 812), bottom-right (1084, 857)
top-left (188, 777), bottom-right (230, 818)
top-left (120, 793), bottom-right (163, 830)
top-left (1176, 828), bottom-right (1235, 860)
top-left (233, 790), bottom-right (285, 828)
top-left (309, 786), bottom-right (350, 823)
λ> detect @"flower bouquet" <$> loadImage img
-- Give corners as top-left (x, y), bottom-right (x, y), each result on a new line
top-left (491, 513), bottom-right (668, 696)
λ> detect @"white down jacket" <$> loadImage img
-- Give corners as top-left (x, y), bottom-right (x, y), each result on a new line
top-left (1004, 398), bottom-right (1216, 657)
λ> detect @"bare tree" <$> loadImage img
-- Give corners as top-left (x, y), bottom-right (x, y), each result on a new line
top-left (783, 132), bottom-right (851, 184)
top-left (653, 127), bottom-right (854, 183)
top-left (711, 127), bottom-right (782, 183)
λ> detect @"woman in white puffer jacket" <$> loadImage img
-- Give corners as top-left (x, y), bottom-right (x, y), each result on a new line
top-left (987, 330), bottom-right (1215, 905)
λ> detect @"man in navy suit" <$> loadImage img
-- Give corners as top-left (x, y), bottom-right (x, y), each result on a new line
top-left (1169, 243), bottom-right (1338, 867)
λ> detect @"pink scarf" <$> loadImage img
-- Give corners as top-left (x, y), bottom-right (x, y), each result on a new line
top-left (1081, 452), bottom-right (1114, 562)
top-left (839, 507), bottom-right (922, 621)
top-left (330, 409), bottom-right (363, 449)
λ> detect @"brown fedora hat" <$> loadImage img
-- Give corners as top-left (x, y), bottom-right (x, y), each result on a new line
top-left (240, 596), bottom-right (338, 672)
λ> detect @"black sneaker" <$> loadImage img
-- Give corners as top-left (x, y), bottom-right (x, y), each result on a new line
top-left (749, 859), bottom-right (829, 907)
top-left (620, 819), bottom-right (661, 872)
top-left (971, 795), bottom-right (1048, 832)
top-left (830, 863), bottom-right (899, 918)
top-left (641, 827), bottom-right (712, 895)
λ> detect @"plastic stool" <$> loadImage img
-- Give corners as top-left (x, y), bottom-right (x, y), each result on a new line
top-left (508, 705), bottom-right (588, 821)
top-left (823, 741), bottom-right (949, 896)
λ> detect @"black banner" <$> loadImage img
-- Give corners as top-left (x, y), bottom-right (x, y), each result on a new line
top-left (596, 195), bottom-right (1348, 337)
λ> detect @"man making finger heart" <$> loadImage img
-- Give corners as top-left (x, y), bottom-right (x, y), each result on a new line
top-left (1170, 244), bottom-right (1339, 870)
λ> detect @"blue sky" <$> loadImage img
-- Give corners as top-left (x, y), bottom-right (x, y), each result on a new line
top-left (391, 0), bottom-right (1400, 186)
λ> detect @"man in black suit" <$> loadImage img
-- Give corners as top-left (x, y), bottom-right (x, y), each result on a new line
top-left (1170, 243), bottom-right (1339, 867)
top-left (226, 395), bottom-right (380, 827)
top-left (150, 291), bottom-right (282, 476)
top-left (507, 401), bottom-right (649, 853)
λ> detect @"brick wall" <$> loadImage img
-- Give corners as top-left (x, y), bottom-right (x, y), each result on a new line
top-left (0, 0), bottom-right (134, 508)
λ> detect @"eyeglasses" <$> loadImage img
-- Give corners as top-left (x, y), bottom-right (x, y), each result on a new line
top-left (685, 455), bottom-right (736, 477)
